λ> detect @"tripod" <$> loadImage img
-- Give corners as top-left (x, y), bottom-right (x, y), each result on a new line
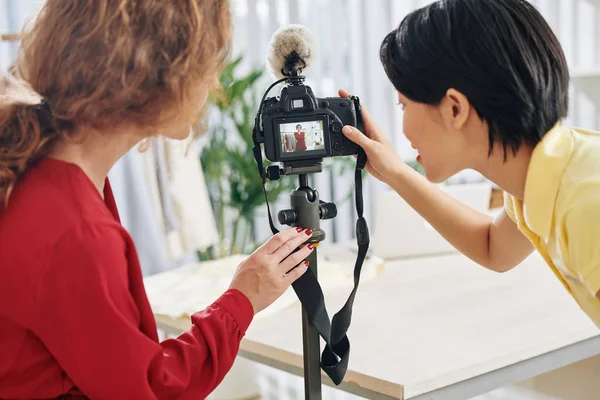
top-left (278, 173), bottom-right (337, 400)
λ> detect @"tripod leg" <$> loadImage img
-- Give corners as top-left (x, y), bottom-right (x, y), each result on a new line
top-left (302, 249), bottom-right (321, 400)
top-left (283, 175), bottom-right (325, 399)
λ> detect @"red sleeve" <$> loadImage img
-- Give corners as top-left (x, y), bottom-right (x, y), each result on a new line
top-left (29, 221), bottom-right (253, 399)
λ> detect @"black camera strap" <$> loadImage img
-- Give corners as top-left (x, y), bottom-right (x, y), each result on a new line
top-left (252, 96), bottom-right (369, 385)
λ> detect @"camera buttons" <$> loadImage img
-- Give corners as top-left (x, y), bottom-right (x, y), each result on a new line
top-left (331, 121), bottom-right (343, 133)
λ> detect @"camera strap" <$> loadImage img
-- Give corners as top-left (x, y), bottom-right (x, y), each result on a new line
top-left (251, 96), bottom-right (369, 385)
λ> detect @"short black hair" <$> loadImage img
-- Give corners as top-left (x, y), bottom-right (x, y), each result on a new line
top-left (296, 124), bottom-right (302, 129)
top-left (380, 0), bottom-right (569, 157)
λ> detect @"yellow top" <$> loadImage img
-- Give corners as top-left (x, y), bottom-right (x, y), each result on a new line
top-left (504, 124), bottom-right (600, 328)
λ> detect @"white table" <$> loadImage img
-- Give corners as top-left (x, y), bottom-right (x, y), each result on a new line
top-left (154, 252), bottom-right (600, 399)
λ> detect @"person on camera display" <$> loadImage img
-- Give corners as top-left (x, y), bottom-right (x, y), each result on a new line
top-left (294, 123), bottom-right (308, 151)
top-left (340, 0), bottom-right (600, 327)
top-left (0, 0), bottom-right (313, 398)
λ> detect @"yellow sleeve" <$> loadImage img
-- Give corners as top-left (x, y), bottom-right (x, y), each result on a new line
top-left (563, 190), bottom-right (600, 295)
top-left (503, 191), bottom-right (518, 224)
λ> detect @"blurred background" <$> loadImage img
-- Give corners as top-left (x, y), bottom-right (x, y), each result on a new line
top-left (3, 0), bottom-right (600, 272)
top-left (2, 0), bottom-right (600, 399)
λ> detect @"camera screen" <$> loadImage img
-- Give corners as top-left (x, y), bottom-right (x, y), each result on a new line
top-left (279, 121), bottom-right (325, 154)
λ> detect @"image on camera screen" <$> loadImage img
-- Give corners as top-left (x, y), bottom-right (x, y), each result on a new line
top-left (280, 121), bottom-right (325, 154)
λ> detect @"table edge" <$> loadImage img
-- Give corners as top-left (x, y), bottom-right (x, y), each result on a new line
top-left (155, 315), bottom-right (403, 399)
top-left (407, 333), bottom-right (600, 400)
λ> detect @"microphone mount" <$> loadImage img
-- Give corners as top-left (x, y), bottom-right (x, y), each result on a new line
top-left (281, 67), bottom-right (306, 86)
top-left (287, 74), bottom-right (306, 86)
top-left (284, 68), bottom-right (306, 86)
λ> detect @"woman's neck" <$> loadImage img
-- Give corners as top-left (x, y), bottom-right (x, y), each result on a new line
top-left (49, 126), bottom-right (146, 196)
top-left (473, 144), bottom-right (534, 201)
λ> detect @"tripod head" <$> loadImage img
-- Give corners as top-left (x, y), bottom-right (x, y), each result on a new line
top-left (277, 174), bottom-right (337, 244)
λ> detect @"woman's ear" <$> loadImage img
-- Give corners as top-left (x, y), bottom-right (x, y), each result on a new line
top-left (442, 88), bottom-right (471, 130)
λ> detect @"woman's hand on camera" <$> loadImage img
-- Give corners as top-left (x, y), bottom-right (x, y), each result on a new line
top-left (229, 227), bottom-right (314, 314)
top-left (338, 89), bottom-right (405, 185)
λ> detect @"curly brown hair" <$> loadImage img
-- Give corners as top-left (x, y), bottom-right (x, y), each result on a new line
top-left (0, 0), bottom-right (231, 207)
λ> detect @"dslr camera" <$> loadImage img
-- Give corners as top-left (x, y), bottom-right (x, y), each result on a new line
top-left (254, 75), bottom-right (364, 173)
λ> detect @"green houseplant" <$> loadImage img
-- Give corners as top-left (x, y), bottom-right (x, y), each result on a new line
top-left (201, 57), bottom-right (294, 256)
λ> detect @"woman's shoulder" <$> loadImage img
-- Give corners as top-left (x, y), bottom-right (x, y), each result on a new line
top-left (559, 126), bottom-right (600, 192)
top-left (0, 186), bottom-right (130, 323)
top-left (0, 158), bottom-right (125, 263)
top-left (0, 172), bottom-right (129, 304)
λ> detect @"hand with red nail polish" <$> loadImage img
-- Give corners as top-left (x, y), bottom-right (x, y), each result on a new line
top-left (229, 227), bottom-right (315, 314)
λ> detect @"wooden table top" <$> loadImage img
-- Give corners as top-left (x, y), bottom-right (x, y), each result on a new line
top-left (154, 252), bottom-right (599, 399)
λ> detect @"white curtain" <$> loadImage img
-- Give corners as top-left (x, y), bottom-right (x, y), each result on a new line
top-left (1, 0), bottom-right (45, 70)
top-left (0, 1), bottom-right (16, 71)
top-left (0, 3), bottom-right (9, 71)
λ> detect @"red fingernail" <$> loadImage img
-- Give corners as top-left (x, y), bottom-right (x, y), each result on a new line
top-left (308, 243), bottom-right (314, 250)
top-left (296, 227), bottom-right (303, 232)
top-left (305, 228), bottom-right (313, 236)
top-left (304, 261), bottom-right (310, 267)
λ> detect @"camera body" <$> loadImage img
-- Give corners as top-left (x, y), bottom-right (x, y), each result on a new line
top-left (256, 82), bottom-right (364, 165)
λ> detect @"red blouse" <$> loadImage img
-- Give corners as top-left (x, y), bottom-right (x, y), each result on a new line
top-left (0, 158), bottom-right (254, 399)
top-left (294, 131), bottom-right (307, 151)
